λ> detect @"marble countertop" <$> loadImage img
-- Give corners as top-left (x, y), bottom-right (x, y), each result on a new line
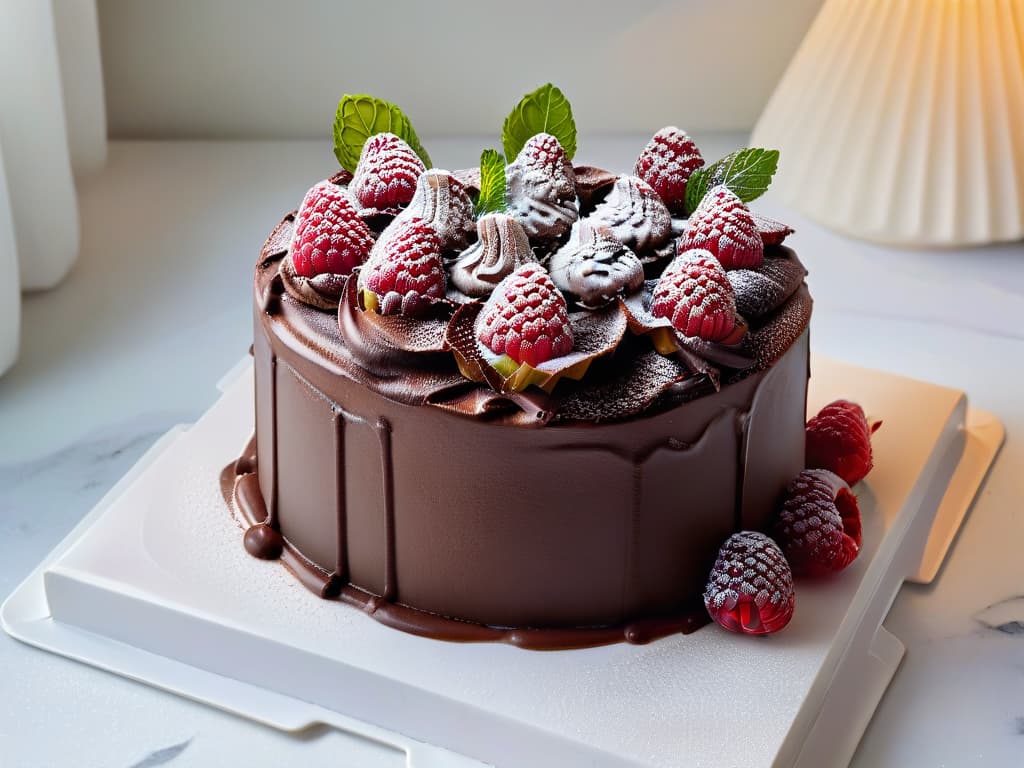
top-left (1, 136), bottom-right (1022, 767)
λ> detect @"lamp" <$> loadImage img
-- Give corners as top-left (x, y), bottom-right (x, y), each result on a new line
top-left (752, 0), bottom-right (1024, 247)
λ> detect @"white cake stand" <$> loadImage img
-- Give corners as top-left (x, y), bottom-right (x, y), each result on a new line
top-left (2, 356), bottom-right (1003, 768)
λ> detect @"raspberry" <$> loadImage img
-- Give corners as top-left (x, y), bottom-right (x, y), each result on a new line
top-left (633, 126), bottom-right (704, 214)
top-left (650, 250), bottom-right (738, 341)
top-left (360, 218), bottom-right (445, 317)
top-left (776, 469), bottom-right (862, 577)
top-left (704, 531), bottom-right (795, 635)
top-left (289, 181), bottom-right (374, 278)
top-left (680, 186), bottom-right (764, 270)
top-left (477, 263), bottom-right (574, 367)
top-left (350, 132), bottom-right (426, 210)
top-left (806, 400), bottom-right (881, 486)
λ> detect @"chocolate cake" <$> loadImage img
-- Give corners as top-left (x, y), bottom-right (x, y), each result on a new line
top-left (227, 88), bottom-right (813, 649)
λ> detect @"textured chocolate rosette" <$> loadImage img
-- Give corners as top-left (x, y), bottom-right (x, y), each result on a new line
top-left (586, 175), bottom-right (673, 258)
top-left (505, 133), bottom-right (579, 247)
top-left (549, 221), bottom-right (644, 308)
top-left (392, 170), bottom-right (476, 254)
top-left (450, 214), bottom-right (537, 299)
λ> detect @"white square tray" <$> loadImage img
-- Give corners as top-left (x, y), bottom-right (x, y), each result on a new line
top-left (2, 356), bottom-right (1003, 767)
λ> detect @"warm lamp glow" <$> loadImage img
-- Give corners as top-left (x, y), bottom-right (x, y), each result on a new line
top-left (752, 0), bottom-right (1024, 246)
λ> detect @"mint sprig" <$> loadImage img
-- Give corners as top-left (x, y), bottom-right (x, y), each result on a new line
top-left (475, 149), bottom-right (507, 216)
top-left (501, 83), bottom-right (577, 162)
top-left (333, 94), bottom-right (432, 173)
top-left (684, 148), bottom-right (779, 214)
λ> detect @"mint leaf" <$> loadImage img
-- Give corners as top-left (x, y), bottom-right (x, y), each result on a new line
top-left (684, 148), bottom-right (780, 214)
top-left (475, 149), bottom-right (507, 216)
top-left (332, 94), bottom-right (432, 173)
top-left (501, 83), bottom-right (577, 162)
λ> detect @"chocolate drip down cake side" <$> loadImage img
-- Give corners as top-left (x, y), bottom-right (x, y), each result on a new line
top-left (222, 85), bottom-right (870, 651)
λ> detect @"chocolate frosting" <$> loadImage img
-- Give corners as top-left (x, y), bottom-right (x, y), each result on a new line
top-left (450, 214), bottom-right (536, 298)
top-left (587, 175), bottom-right (672, 254)
top-left (549, 220), bottom-right (645, 307)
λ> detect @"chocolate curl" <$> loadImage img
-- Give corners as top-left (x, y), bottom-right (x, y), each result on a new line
top-left (280, 254), bottom-right (347, 311)
top-left (427, 385), bottom-right (554, 427)
top-left (336, 273), bottom-right (452, 373)
top-left (572, 166), bottom-right (618, 210)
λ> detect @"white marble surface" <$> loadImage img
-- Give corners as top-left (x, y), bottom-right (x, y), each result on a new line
top-left (1, 136), bottom-right (1022, 767)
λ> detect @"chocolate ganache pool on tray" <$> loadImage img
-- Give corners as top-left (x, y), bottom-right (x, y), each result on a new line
top-left (225, 87), bottom-right (812, 649)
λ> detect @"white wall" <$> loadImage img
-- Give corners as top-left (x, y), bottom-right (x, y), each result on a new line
top-left (98, 0), bottom-right (824, 139)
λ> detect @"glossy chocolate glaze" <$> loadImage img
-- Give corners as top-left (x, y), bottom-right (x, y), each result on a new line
top-left (227, 209), bottom-right (812, 650)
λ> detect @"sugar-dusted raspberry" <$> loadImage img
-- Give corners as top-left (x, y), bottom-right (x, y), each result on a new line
top-left (633, 126), bottom-right (704, 214)
top-left (704, 531), bottom-right (795, 635)
top-left (776, 469), bottom-right (862, 577)
top-left (680, 185), bottom-right (764, 270)
top-left (651, 250), bottom-right (738, 341)
top-left (806, 400), bottom-right (881, 486)
top-left (350, 132), bottom-right (426, 210)
top-left (290, 180), bottom-right (374, 277)
top-left (359, 218), bottom-right (445, 317)
top-left (477, 263), bottom-right (574, 367)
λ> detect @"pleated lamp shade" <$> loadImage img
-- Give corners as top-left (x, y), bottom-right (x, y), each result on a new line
top-left (752, 0), bottom-right (1024, 246)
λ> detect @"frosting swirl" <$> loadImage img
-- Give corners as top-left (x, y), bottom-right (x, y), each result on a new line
top-left (393, 170), bottom-right (476, 253)
top-left (587, 175), bottom-right (672, 253)
top-left (450, 214), bottom-right (537, 298)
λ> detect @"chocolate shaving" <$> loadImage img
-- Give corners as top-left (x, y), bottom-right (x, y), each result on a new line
top-left (572, 166), bottom-right (618, 209)
top-left (445, 301), bottom-right (508, 391)
top-left (728, 247), bottom-right (808, 320)
top-left (427, 385), bottom-right (554, 427)
top-left (329, 169), bottom-right (354, 186)
top-left (751, 211), bottom-right (795, 245)
top-left (260, 213), bottom-right (296, 263)
top-left (732, 284), bottom-right (813, 377)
